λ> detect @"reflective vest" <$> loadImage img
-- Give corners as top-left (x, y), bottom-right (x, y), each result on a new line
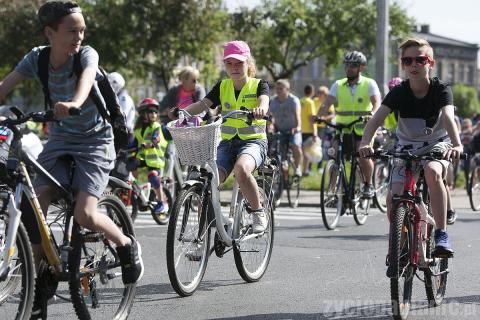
top-left (220, 78), bottom-right (267, 140)
top-left (336, 77), bottom-right (373, 135)
top-left (134, 122), bottom-right (168, 169)
top-left (384, 112), bottom-right (397, 130)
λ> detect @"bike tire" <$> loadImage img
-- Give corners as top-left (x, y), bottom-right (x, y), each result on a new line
top-left (424, 223), bottom-right (448, 307)
top-left (272, 155), bottom-right (284, 208)
top-left (166, 185), bottom-right (211, 297)
top-left (468, 163), bottom-right (480, 211)
top-left (286, 159), bottom-right (300, 208)
top-left (390, 203), bottom-right (414, 320)
top-left (372, 159), bottom-right (389, 213)
top-left (233, 181), bottom-right (274, 282)
top-left (69, 195), bottom-right (136, 320)
top-left (320, 159), bottom-right (342, 230)
top-left (353, 167), bottom-right (370, 225)
top-left (150, 188), bottom-right (173, 225)
top-left (0, 221), bottom-right (35, 320)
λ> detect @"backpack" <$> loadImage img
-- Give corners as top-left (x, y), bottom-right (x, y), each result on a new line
top-left (37, 46), bottom-right (130, 152)
top-left (472, 131), bottom-right (480, 153)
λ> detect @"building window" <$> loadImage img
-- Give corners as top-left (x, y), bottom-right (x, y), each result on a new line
top-left (447, 63), bottom-right (455, 83)
top-left (459, 63), bottom-right (465, 83)
top-left (468, 65), bottom-right (474, 85)
top-left (436, 61), bottom-right (442, 79)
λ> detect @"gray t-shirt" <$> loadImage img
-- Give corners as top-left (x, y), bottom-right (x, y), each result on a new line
top-left (15, 46), bottom-right (112, 142)
top-left (269, 94), bottom-right (301, 132)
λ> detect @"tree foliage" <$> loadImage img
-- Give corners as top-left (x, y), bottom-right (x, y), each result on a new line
top-left (452, 84), bottom-right (480, 118)
top-left (230, 0), bottom-right (414, 80)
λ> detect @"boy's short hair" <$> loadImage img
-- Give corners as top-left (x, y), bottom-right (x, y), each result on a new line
top-left (304, 84), bottom-right (314, 95)
top-left (399, 37), bottom-right (434, 58)
top-left (276, 79), bottom-right (290, 90)
top-left (38, 1), bottom-right (81, 30)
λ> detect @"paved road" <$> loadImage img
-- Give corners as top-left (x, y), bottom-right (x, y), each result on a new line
top-left (43, 189), bottom-right (480, 319)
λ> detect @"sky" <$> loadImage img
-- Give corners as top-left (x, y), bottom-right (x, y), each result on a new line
top-left (225, 0), bottom-right (480, 46)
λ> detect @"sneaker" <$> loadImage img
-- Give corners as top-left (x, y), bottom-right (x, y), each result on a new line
top-left (295, 167), bottom-right (302, 177)
top-left (317, 167), bottom-right (324, 174)
top-left (446, 209), bottom-right (457, 225)
top-left (154, 201), bottom-right (168, 215)
top-left (117, 234), bottom-right (144, 285)
top-left (302, 171), bottom-right (311, 177)
top-left (251, 209), bottom-right (268, 234)
top-left (433, 229), bottom-right (454, 258)
top-left (185, 244), bottom-right (204, 262)
top-left (362, 183), bottom-right (375, 198)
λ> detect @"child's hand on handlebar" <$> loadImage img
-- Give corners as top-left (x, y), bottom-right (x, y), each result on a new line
top-left (444, 145), bottom-right (463, 162)
top-left (54, 101), bottom-right (80, 119)
top-left (358, 144), bottom-right (374, 158)
top-left (252, 107), bottom-right (267, 120)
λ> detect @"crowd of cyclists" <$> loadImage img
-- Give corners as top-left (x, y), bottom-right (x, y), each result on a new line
top-left (0, 1), bottom-right (480, 319)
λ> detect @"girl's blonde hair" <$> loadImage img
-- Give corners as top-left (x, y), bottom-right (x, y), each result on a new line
top-left (246, 56), bottom-right (257, 77)
top-left (177, 66), bottom-right (199, 82)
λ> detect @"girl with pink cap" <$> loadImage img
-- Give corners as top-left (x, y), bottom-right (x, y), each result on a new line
top-left (180, 40), bottom-right (270, 233)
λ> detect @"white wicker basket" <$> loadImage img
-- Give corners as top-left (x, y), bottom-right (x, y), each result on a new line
top-left (166, 118), bottom-right (222, 166)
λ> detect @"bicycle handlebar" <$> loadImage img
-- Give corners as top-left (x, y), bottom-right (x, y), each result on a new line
top-left (363, 149), bottom-right (467, 162)
top-left (0, 106), bottom-right (80, 128)
top-left (314, 116), bottom-right (367, 130)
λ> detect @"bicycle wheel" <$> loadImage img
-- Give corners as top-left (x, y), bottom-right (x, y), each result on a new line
top-left (233, 181), bottom-right (274, 282)
top-left (372, 159), bottom-right (389, 213)
top-left (286, 160), bottom-right (300, 208)
top-left (271, 156), bottom-right (284, 209)
top-left (353, 166), bottom-right (371, 225)
top-left (424, 223), bottom-right (448, 307)
top-left (320, 159), bottom-right (342, 230)
top-left (150, 187), bottom-right (173, 225)
top-left (390, 203), bottom-right (414, 320)
top-left (469, 162), bottom-right (480, 211)
top-left (166, 184), bottom-right (211, 297)
top-left (111, 188), bottom-right (136, 221)
top-left (69, 195), bottom-right (136, 320)
top-left (0, 217), bottom-right (35, 320)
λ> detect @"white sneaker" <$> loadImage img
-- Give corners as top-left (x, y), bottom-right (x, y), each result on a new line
top-left (295, 167), bottom-right (302, 177)
top-left (251, 209), bottom-right (268, 234)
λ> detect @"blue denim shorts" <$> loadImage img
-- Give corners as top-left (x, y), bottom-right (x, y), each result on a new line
top-left (216, 138), bottom-right (267, 176)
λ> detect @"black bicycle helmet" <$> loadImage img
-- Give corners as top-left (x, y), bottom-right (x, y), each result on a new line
top-left (343, 51), bottom-right (367, 65)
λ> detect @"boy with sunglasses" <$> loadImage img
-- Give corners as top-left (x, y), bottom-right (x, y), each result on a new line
top-left (359, 38), bottom-right (463, 274)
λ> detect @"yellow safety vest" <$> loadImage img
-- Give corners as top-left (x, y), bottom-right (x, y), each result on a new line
top-left (219, 78), bottom-right (267, 140)
top-left (384, 112), bottom-right (397, 130)
top-left (336, 77), bottom-right (373, 135)
top-left (134, 122), bottom-right (168, 169)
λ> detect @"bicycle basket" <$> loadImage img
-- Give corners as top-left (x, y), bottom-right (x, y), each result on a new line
top-left (166, 118), bottom-right (222, 166)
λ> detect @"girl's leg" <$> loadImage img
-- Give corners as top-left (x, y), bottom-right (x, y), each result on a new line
top-left (234, 154), bottom-right (260, 209)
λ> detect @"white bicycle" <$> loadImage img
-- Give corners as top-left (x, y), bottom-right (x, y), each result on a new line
top-left (165, 109), bottom-right (278, 296)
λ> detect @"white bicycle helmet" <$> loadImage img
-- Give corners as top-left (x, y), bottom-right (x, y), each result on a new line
top-left (108, 72), bottom-right (125, 94)
top-left (343, 51), bottom-right (367, 65)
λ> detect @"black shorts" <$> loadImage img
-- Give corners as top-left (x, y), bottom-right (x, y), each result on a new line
top-left (337, 132), bottom-right (362, 157)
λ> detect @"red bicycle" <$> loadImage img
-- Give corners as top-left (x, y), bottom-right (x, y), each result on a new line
top-left (370, 150), bottom-right (464, 320)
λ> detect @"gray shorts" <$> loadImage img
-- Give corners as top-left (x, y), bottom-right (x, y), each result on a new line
top-left (390, 142), bottom-right (451, 186)
top-left (35, 138), bottom-right (115, 198)
top-left (216, 138), bottom-right (267, 177)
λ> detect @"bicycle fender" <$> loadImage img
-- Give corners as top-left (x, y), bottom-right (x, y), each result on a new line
top-left (182, 179), bottom-right (203, 188)
top-left (108, 176), bottom-right (132, 190)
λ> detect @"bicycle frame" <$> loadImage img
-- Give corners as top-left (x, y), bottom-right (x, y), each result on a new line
top-left (391, 160), bottom-right (436, 268)
top-left (0, 146), bottom-right (74, 277)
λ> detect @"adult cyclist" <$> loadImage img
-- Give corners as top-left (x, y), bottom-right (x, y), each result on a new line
top-left (316, 51), bottom-right (381, 197)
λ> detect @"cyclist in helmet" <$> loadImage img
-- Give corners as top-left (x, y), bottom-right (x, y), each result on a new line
top-left (108, 71), bottom-right (135, 132)
top-left (127, 98), bottom-right (170, 216)
top-left (316, 50), bottom-right (381, 198)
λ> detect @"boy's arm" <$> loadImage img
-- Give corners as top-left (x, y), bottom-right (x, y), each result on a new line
top-left (294, 98), bottom-right (302, 133)
top-left (370, 93), bottom-right (381, 114)
top-left (316, 95), bottom-right (336, 117)
top-left (0, 71), bottom-right (26, 101)
top-left (358, 105), bottom-right (391, 156)
top-left (442, 105), bottom-right (463, 160)
top-left (54, 66), bottom-right (97, 118)
top-left (253, 94), bottom-right (269, 119)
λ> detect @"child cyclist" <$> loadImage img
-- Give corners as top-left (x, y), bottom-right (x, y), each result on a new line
top-left (127, 98), bottom-right (169, 217)
top-left (0, 1), bottom-right (143, 317)
top-left (178, 40), bottom-right (270, 233)
top-left (358, 38), bottom-right (463, 273)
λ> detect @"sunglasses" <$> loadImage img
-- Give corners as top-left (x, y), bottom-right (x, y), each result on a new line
top-left (344, 62), bottom-right (361, 68)
top-left (147, 109), bottom-right (158, 114)
top-left (400, 55), bottom-right (432, 66)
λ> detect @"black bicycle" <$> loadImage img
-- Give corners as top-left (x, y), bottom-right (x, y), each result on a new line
top-left (316, 117), bottom-right (371, 230)
top-left (0, 107), bottom-right (136, 320)
top-left (269, 131), bottom-right (301, 208)
top-left (467, 153), bottom-right (480, 211)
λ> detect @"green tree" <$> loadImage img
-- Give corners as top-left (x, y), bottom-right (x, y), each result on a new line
top-left (452, 84), bottom-right (480, 118)
top-left (229, 0), bottom-right (414, 80)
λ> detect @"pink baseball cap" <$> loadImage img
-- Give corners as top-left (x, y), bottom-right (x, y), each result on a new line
top-left (223, 41), bottom-right (251, 61)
